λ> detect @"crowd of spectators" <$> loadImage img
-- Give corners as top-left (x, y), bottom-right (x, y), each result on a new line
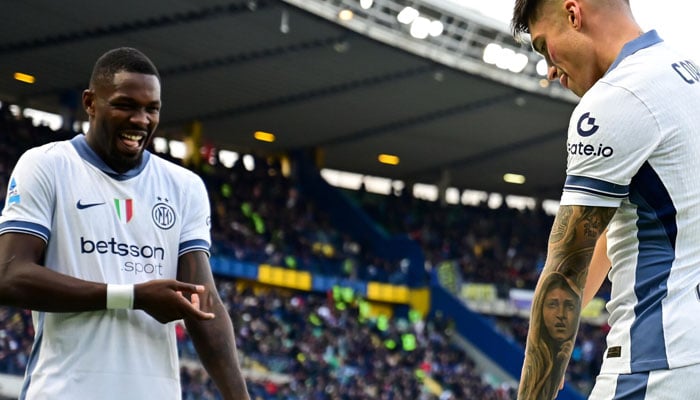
top-left (178, 279), bottom-right (516, 399)
top-left (346, 188), bottom-right (551, 292)
top-left (197, 154), bottom-right (405, 283)
top-left (0, 105), bottom-right (609, 398)
top-left (344, 190), bottom-right (610, 396)
top-left (0, 307), bottom-right (33, 377)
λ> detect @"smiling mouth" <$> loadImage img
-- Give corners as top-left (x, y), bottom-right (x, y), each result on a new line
top-left (119, 131), bottom-right (146, 151)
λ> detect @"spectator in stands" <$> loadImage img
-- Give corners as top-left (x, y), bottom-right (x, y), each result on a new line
top-left (177, 279), bottom-right (517, 400)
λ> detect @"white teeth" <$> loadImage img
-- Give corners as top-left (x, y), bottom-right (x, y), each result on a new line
top-left (121, 133), bottom-right (143, 141)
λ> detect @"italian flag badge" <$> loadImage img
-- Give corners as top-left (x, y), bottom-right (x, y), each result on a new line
top-left (114, 198), bottom-right (134, 223)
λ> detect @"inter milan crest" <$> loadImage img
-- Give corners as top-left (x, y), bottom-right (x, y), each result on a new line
top-left (152, 197), bottom-right (176, 230)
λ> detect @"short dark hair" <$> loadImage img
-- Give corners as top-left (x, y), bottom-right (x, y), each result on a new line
top-left (511, 0), bottom-right (546, 37)
top-left (512, 0), bottom-right (632, 37)
top-left (89, 47), bottom-right (160, 88)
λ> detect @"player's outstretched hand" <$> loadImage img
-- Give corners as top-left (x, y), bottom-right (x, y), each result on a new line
top-left (133, 279), bottom-right (216, 324)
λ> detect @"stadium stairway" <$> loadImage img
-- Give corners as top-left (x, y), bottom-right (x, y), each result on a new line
top-left (292, 150), bottom-right (426, 287)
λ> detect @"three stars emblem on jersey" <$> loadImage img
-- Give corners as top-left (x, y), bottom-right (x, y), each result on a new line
top-left (113, 198), bottom-right (134, 223)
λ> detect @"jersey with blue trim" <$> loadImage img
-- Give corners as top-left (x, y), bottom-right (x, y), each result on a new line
top-left (559, 31), bottom-right (700, 374)
top-left (0, 135), bottom-right (211, 399)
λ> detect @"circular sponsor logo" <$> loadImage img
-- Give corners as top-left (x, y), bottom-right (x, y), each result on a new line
top-left (152, 202), bottom-right (176, 230)
top-left (577, 112), bottom-right (599, 137)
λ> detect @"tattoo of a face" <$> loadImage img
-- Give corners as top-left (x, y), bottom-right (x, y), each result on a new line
top-left (520, 272), bottom-right (582, 400)
top-left (518, 206), bottom-right (615, 400)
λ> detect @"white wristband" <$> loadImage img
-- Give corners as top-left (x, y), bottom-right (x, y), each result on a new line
top-left (106, 284), bottom-right (135, 310)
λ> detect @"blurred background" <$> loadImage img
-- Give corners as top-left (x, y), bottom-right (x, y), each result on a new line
top-left (0, 1), bottom-right (689, 399)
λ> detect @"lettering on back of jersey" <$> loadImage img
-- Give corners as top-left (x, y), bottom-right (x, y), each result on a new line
top-left (672, 60), bottom-right (700, 84)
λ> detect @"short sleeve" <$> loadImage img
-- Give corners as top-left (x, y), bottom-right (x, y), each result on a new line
top-left (178, 173), bottom-right (211, 257)
top-left (560, 82), bottom-right (661, 207)
top-left (0, 147), bottom-right (55, 241)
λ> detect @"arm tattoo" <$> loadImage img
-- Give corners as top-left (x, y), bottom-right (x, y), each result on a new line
top-left (518, 205), bottom-right (615, 400)
top-left (579, 206), bottom-right (614, 240)
top-left (549, 206), bottom-right (572, 243)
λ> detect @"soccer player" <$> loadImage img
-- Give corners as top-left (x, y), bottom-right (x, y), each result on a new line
top-left (0, 48), bottom-right (250, 399)
top-left (512, 0), bottom-right (700, 399)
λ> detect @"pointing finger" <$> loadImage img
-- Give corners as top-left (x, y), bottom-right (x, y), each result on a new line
top-left (191, 292), bottom-right (201, 309)
top-left (177, 284), bottom-right (206, 294)
top-left (185, 293), bottom-right (215, 320)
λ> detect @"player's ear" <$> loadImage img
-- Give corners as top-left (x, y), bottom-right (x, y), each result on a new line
top-left (83, 89), bottom-right (96, 117)
top-left (564, 0), bottom-right (581, 30)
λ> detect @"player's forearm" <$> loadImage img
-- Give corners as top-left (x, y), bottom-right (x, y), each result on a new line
top-left (518, 205), bottom-right (615, 399)
top-left (0, 258), bottom-right (106, 311)
top-left (0, 233), bottom-right (106, 311)
top-left (519, 270), bottom-right (584, 399)
top-left (185, 301), bottom-right (250, 400)
top-left (177, 251), bottom-right (249, 398)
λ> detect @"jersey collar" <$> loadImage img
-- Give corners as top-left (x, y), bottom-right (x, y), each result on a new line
top-left (70, 134), bottom-right (151, 180)
top-left (607, 30), bottom-right (663, 74)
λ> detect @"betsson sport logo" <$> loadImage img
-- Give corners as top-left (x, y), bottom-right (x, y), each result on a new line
top-left (567, 112), bottom-right (614, 158)
top-left (80, 236), bottom-right (166, 277)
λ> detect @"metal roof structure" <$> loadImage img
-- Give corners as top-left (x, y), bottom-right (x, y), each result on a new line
top-left (0, 0), bottom-right (578, 199)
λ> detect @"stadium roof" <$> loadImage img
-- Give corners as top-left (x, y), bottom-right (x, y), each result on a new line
top-left (0, 0), bottom-right (577, 200)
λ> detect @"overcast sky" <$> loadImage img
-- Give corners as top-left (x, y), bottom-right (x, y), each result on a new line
top-left (452, 0), bottom-right (699, 62)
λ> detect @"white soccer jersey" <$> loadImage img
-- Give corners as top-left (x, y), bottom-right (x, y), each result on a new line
top-left (0, 135), bottom-right (211, 399)
top-left (559, 31), bottom-right (700, 374)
